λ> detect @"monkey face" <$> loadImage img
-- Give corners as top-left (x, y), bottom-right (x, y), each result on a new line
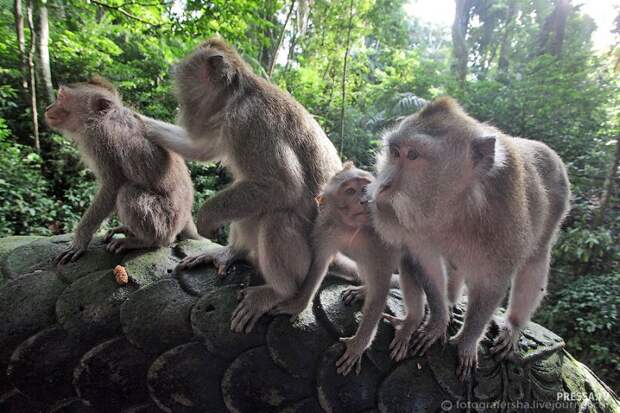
top-left (45, 87), bottom-right (74, 131)
top-left (46, 84), bottom-right (118, 134)
top-left (333, 176), bottom-right (373, 228)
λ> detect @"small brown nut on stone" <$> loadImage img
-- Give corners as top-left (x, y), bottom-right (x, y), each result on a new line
top-left (113, 265), bottom-right (128, 285)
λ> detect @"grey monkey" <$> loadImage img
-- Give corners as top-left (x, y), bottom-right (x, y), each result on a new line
top-left (45, 77), bottom-right (198, 264)
top-left (369, 97), bottom-right (570, 380)
top-left (139, 38), bottom-right (345, 333)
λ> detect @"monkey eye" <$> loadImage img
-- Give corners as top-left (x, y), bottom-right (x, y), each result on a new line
top-left (390, 146), bottom-right (400, 159)
top-left (407, 149), bottom-right (419, 160)
top-left (345, 187), bottom-right (356, 195)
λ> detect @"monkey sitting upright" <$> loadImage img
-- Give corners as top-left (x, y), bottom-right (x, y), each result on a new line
top-left (45, 77), bottom-right (198, 264)
top-left (370, 97), bottom-right (571, 380)
top-left (274, 162), bottom-right (426, 375)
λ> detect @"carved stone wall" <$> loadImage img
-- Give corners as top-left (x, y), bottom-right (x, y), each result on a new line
top-left (0, 235), bottom-right (618, 412)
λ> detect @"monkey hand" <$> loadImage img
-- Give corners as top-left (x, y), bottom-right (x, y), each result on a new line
top-left (341, 285), bottom-right (366, 305)
top-left (55, 245), bottom-right (87, 265)
top-left (270, 297), bottom-right (308, 320)
top-left (383, 314), bottom-right (422, 362)
top-left (196, 209), bottom-right (222, 240)
top-left (410, 316), bottom-right (448, 357)
top-left (336, 336), bottom-right (367, 376)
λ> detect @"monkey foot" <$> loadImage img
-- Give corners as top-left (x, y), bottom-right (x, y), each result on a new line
top-left (455, 341), bottom-right (478, 382)
top-left (55, 246), bottom-right (86, 265)
top-left (336, 336), bottom-right (367, 376)
top-left (103, 226), bottom-right (133, 243)
top-left (490, 321), bottom-right (520, 360)
top-left (270, 296), bottom-right (308, 319)
top-left (231, 286), bottom-right (277, 334)
top-left (177, 246), bottom-right (240, 276)
top-left (410, 317), bottom-right (448, 356)
top-left (383, 314), bottom-right (423, 362)
top-left (106, 237), bottom-right (150, 254)
top-left (341, 285), bottom-right (366, 305)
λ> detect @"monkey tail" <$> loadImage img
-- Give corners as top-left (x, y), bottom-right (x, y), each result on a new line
top-left (177, 219), bottom-right (202, 241)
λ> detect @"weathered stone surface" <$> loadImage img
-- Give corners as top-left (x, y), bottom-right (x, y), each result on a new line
top-left (49, 397), bottom-right (99, 412)
top-left (57, 236), bottom-right (124, 284)
top-left (317, 342), bottom-right (383, 413)
top-left (191, 285), bottom-right (270, 360)
top-left (7, 325), bottom-right (93, 405)
top-left (267, 309), bottom-right (334, 379)
top-left (0, 236), bottom-right (41, 282)
top-left (2, 234), bottom-right (72, 278)
top-left (0, 388), bottom-right (43, 412)
top-left (56, 269), bottom-right (137, 342)
top-left (0, 271), bottom-right (66, 366)
top-left (148, 342), bottom-right (228, 413)
top-left (122, 247), bottom-right (178, 288)
top-left (0, 234), bottom-right (619, 413)
top-left (74, 337), bottom-right (155, 411)
top-left (121, 279), bottom-right (196, 354)
top-left (378, 359), bottom-right (446, 413)
top-left (222, 346), bottom-right (314, 412)
top-left (279, 397), bottom-right (324, 413)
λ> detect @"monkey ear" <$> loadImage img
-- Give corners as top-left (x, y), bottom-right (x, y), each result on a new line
top-left (342, 161), bottom-right (355, 170)
top-left (92, 96), bottom-right (113, 113)
top-left (471, 136), bottom-right (496, 171)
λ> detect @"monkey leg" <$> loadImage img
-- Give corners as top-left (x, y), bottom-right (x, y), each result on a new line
top-left (385, 254), bottom-right (426, 361)
top-left (231, 212), bottom-right (312, 334)
top-left (492, 252), bottom-right (550, 359)
top-left (104, 226), bottom-right (134, 243)
top-left (447, 269), bottom-right (465, 306)
top-left (342, 285), bottom-right (366, 305)
top-left (117, 185), bottom-right (180, 248)
top-left (450, 278), bottom-right (508, 381)
top-left (177, 219), bottom-right (201, 241)
top-left (329, 253), bottom-right (360, 282)
top-left (410, 254), bottom-right (450, 357)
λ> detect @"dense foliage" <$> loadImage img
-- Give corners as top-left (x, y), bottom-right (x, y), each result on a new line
top-left (0, 0), bottom-right (618, 391)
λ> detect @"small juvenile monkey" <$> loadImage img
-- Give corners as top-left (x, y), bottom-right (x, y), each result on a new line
top-left (139, 38), bottom-right (344, 333)
top-left (370, 97), bottom-right (570, 380)
top-left (45, 77), bottom-right (197, 264)
top-left (274, 163), bottom-right (426, 374)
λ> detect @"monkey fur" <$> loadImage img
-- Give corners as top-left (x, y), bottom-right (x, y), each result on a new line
top-left (46, 77), bottom-right (198, 264)
top-left (369, 97), bottom-right (570, 380)
top-left (139, 38), bottom-right (344, 333)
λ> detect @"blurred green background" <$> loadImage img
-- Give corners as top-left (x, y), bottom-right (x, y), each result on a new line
top-left (0, 0), bottom-right (618, 391)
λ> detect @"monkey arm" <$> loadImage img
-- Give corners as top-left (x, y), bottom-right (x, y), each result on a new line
top-left (197, 178), bottom-right (300, 230)
top-left (140, 115), bottom-right (207, 161)
top-left (350, 266), bottom-right (392, 346)
top-left (73, 183), bottom-right (118, 248)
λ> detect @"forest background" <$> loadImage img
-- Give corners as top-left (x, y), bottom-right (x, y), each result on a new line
top-left (0, 0), bottom-right (618, 391)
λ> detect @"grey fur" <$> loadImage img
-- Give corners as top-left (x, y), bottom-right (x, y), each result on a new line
top-left (140, 38), bottom-right (342, 333)
top-left (369, 96), bottom-right (571, 380)
top-left (46, 78), bottom-right (196, 265)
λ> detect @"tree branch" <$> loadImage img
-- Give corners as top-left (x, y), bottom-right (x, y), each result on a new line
top-left (90, 0), bottom-right (162, 26)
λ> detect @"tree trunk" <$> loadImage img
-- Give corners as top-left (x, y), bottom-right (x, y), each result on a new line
top-left (14, 0), bottom-right (29, 105)
top-left (593, 137), bottom-right (620, 227)
top-left (451, 0), bottom-right (472, 86)
top-left (26, 0), bottom-right (40, 152)
top-left (497, 0), bottom-right (518, 76)
top-left (537, 0), bottom-right (571, 57)
top-left (37, 0), bottom-right (54, 105)
top-left (268, 0), bottom-right (296, 78)
top-left (339, 0), bottom-right (354, 156)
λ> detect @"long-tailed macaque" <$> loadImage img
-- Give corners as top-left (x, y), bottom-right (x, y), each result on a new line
top-left (138, 38), bottom-right (344, 333)
top-left (45, 77), bottom-right (197, 264)
top-left (369, 97), bottom-right (570, 380)
top-left (273, 163), bottom-right (426, 374)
